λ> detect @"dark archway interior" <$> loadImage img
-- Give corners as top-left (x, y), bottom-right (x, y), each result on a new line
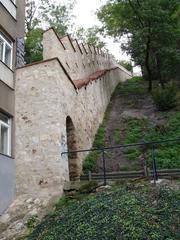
top-left (66, 116), bottom-right (78, 180)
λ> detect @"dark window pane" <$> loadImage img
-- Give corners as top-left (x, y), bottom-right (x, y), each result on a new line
top-left (0, 38), bottom-right (3, 61)
top-left (0, 113), bottom-right (9, 124)
top-left (0, 124), bottom-right (8, 155)
top-left (4, 44), bottom-right (11, 67)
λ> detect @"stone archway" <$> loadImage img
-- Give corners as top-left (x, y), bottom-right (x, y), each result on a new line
top-left (66, 116), bottom-right (78, 180)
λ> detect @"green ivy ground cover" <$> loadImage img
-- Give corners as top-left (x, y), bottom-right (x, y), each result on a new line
top-left (26, 186), bottom-right (180, 240)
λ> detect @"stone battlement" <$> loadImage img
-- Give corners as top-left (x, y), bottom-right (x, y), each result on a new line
top-left (43, 28), bottom-right (114, 81)
top-left (15, 28), bottom-right (131, 201)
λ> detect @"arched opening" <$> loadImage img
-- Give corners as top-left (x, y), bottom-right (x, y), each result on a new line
top-left (66, 116), bottom-right (78, 180)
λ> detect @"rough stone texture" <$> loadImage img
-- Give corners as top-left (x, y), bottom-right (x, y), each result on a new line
top-left (0, 194), bottom-right (57, 240)
top-left (15, 28), bottom-right (131, 199)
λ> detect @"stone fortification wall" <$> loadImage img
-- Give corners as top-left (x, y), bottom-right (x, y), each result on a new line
top-left (15, 28), bottom-right (131, 198)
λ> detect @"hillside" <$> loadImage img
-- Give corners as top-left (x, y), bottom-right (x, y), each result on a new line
top-left (25, 77), bottom-right (180, 240)
top-left (83, 77), bottom-right (180, 173)
top-left (26, 181), bottom-right (180, 240)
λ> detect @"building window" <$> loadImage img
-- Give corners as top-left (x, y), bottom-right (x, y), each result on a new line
top-left (0, 113), bottom-right (11, 156)
top-left (0, 33), bottom-right (13, 68)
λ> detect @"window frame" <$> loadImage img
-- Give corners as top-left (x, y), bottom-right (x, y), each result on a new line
top-left (0, 33), bottom-right (13, 69)
top-left (0, 113), bottom-right (11, 156)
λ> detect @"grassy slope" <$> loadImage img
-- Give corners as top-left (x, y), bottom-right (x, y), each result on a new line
top-left (26, 78), bottom-right (180, 240)
top-left (26, 184), bottom-right (180, 240)
top-left (83, 77), bottom-right (180, 172)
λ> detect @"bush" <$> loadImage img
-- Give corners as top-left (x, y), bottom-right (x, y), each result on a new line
top-left (79, 181), bottom-right (98, 194)
top-left (83, 151), bottom-right (99, 173)
top-left (152, 83), bottom-right (178, 111)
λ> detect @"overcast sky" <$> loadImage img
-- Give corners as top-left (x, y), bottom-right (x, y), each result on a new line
top-left (34, 0), bottom-right (130, 61)
top-left (72, 0), bottom-right (141, 73)
top-left (72, 0), bottom-right (130, 61)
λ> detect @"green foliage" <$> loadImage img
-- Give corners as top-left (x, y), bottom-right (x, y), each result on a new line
top-left (83, 124), bottom-right (106, 172)
top-left (25, 0), bottom-right (75, 63)
top-left (82, 102), bottom-right (113, 173)
top-left (152, 83), bottom-right (178, 111)
top-left (123, 119), bottom-right (147, 167)
top-left (144, 113), bottom-right (180, 142)
top-left (93, 125), bottom-right (106, 148)
top-left (83, 151), bottom-right (99, 172)
top-left (124, 119), bottom-right (147, 144)
top-left (25, 0), bottom-right (40, 32)
top-left (55, 196), bottom-right (73, 210)
top-left (55, 193), bottom-right (91, 210)
top-left (112, 128), bottom-right (121, 143)
top-left (118, 60), bottom-right (133, 72)
top-left (26, 215), bottom-right (38, 230)
top-left (26, 186), bottom-right (180, 240)
top-left (40, 0), bottom-right (75, 37)
top-left (74, 26), bottom-right (106, 49)
top-left (79, 181), bottom-right (99, 194)
top-left (25, 28), bottom-right (43, 64)
top-left (155, 146), bottom-right (180, 168)
top-left (144, 112), bottom-right (180, 169)
top-left (84, 78), bottom-right (179, 172)
top-left (123, 113), bottom-right (180, 169)
top-left (116, 76), bottom-right (146, 95)
top-left (118, 78), bottom-right (180, 169)
top-left (97, 0), bottom-right (180, 90)
top-left (124, 147), bottom-right (141, 161)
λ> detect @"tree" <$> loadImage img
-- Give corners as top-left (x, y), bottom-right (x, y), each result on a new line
top-left (97, 0), bottom-right (180, 91)
top-left (25, 28), bottom-right (43, 64)
top-left (25, 0), bottom-right (43, 63)
top-left (25, 0), bottom-right (39, 32)
top-left (40, 0), bottom-right (75, 37)
top-left (25, 0), bottom-right (75, 63)
top-left (74, 26), bottom-right (106, 49)
top-left (118, 60), bottom-right (133, 72)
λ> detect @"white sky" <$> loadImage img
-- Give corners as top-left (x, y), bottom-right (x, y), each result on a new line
top-left (35, 0), bottom-right (142, 73)
top-left (72, 0), bottom-right (140, 73)
top-left (72, 0), bottom-right (130, 62)
top-left (35, 0), bottom-right (130, 61)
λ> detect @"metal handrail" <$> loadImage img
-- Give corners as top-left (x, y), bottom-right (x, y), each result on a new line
top-left (61, 138), bottom-right (180, 154)
top-left (61, 137), bottom-right (180, 185)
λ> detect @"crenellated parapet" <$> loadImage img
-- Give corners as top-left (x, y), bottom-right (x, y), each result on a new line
top-left (15, 27), bottom-right (131, 200)
top-left (43, 28), bottom-right (121, 87)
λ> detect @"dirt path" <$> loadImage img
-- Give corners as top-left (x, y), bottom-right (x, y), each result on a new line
top-left (95, 79), bottom-right (168, 172)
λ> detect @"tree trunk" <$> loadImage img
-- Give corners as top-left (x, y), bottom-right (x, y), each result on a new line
top-left (156, 55), bottom-right (165, 89)
top-left (145, 36), bottom-right (152, 91)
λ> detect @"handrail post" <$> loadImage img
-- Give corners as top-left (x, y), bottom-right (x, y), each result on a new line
top-left (152, 144), bottom-right (158, 184)
top-left (88, 171), bottom-right (92, 181)
top-left (102, 149), bottom-right (106, 186)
